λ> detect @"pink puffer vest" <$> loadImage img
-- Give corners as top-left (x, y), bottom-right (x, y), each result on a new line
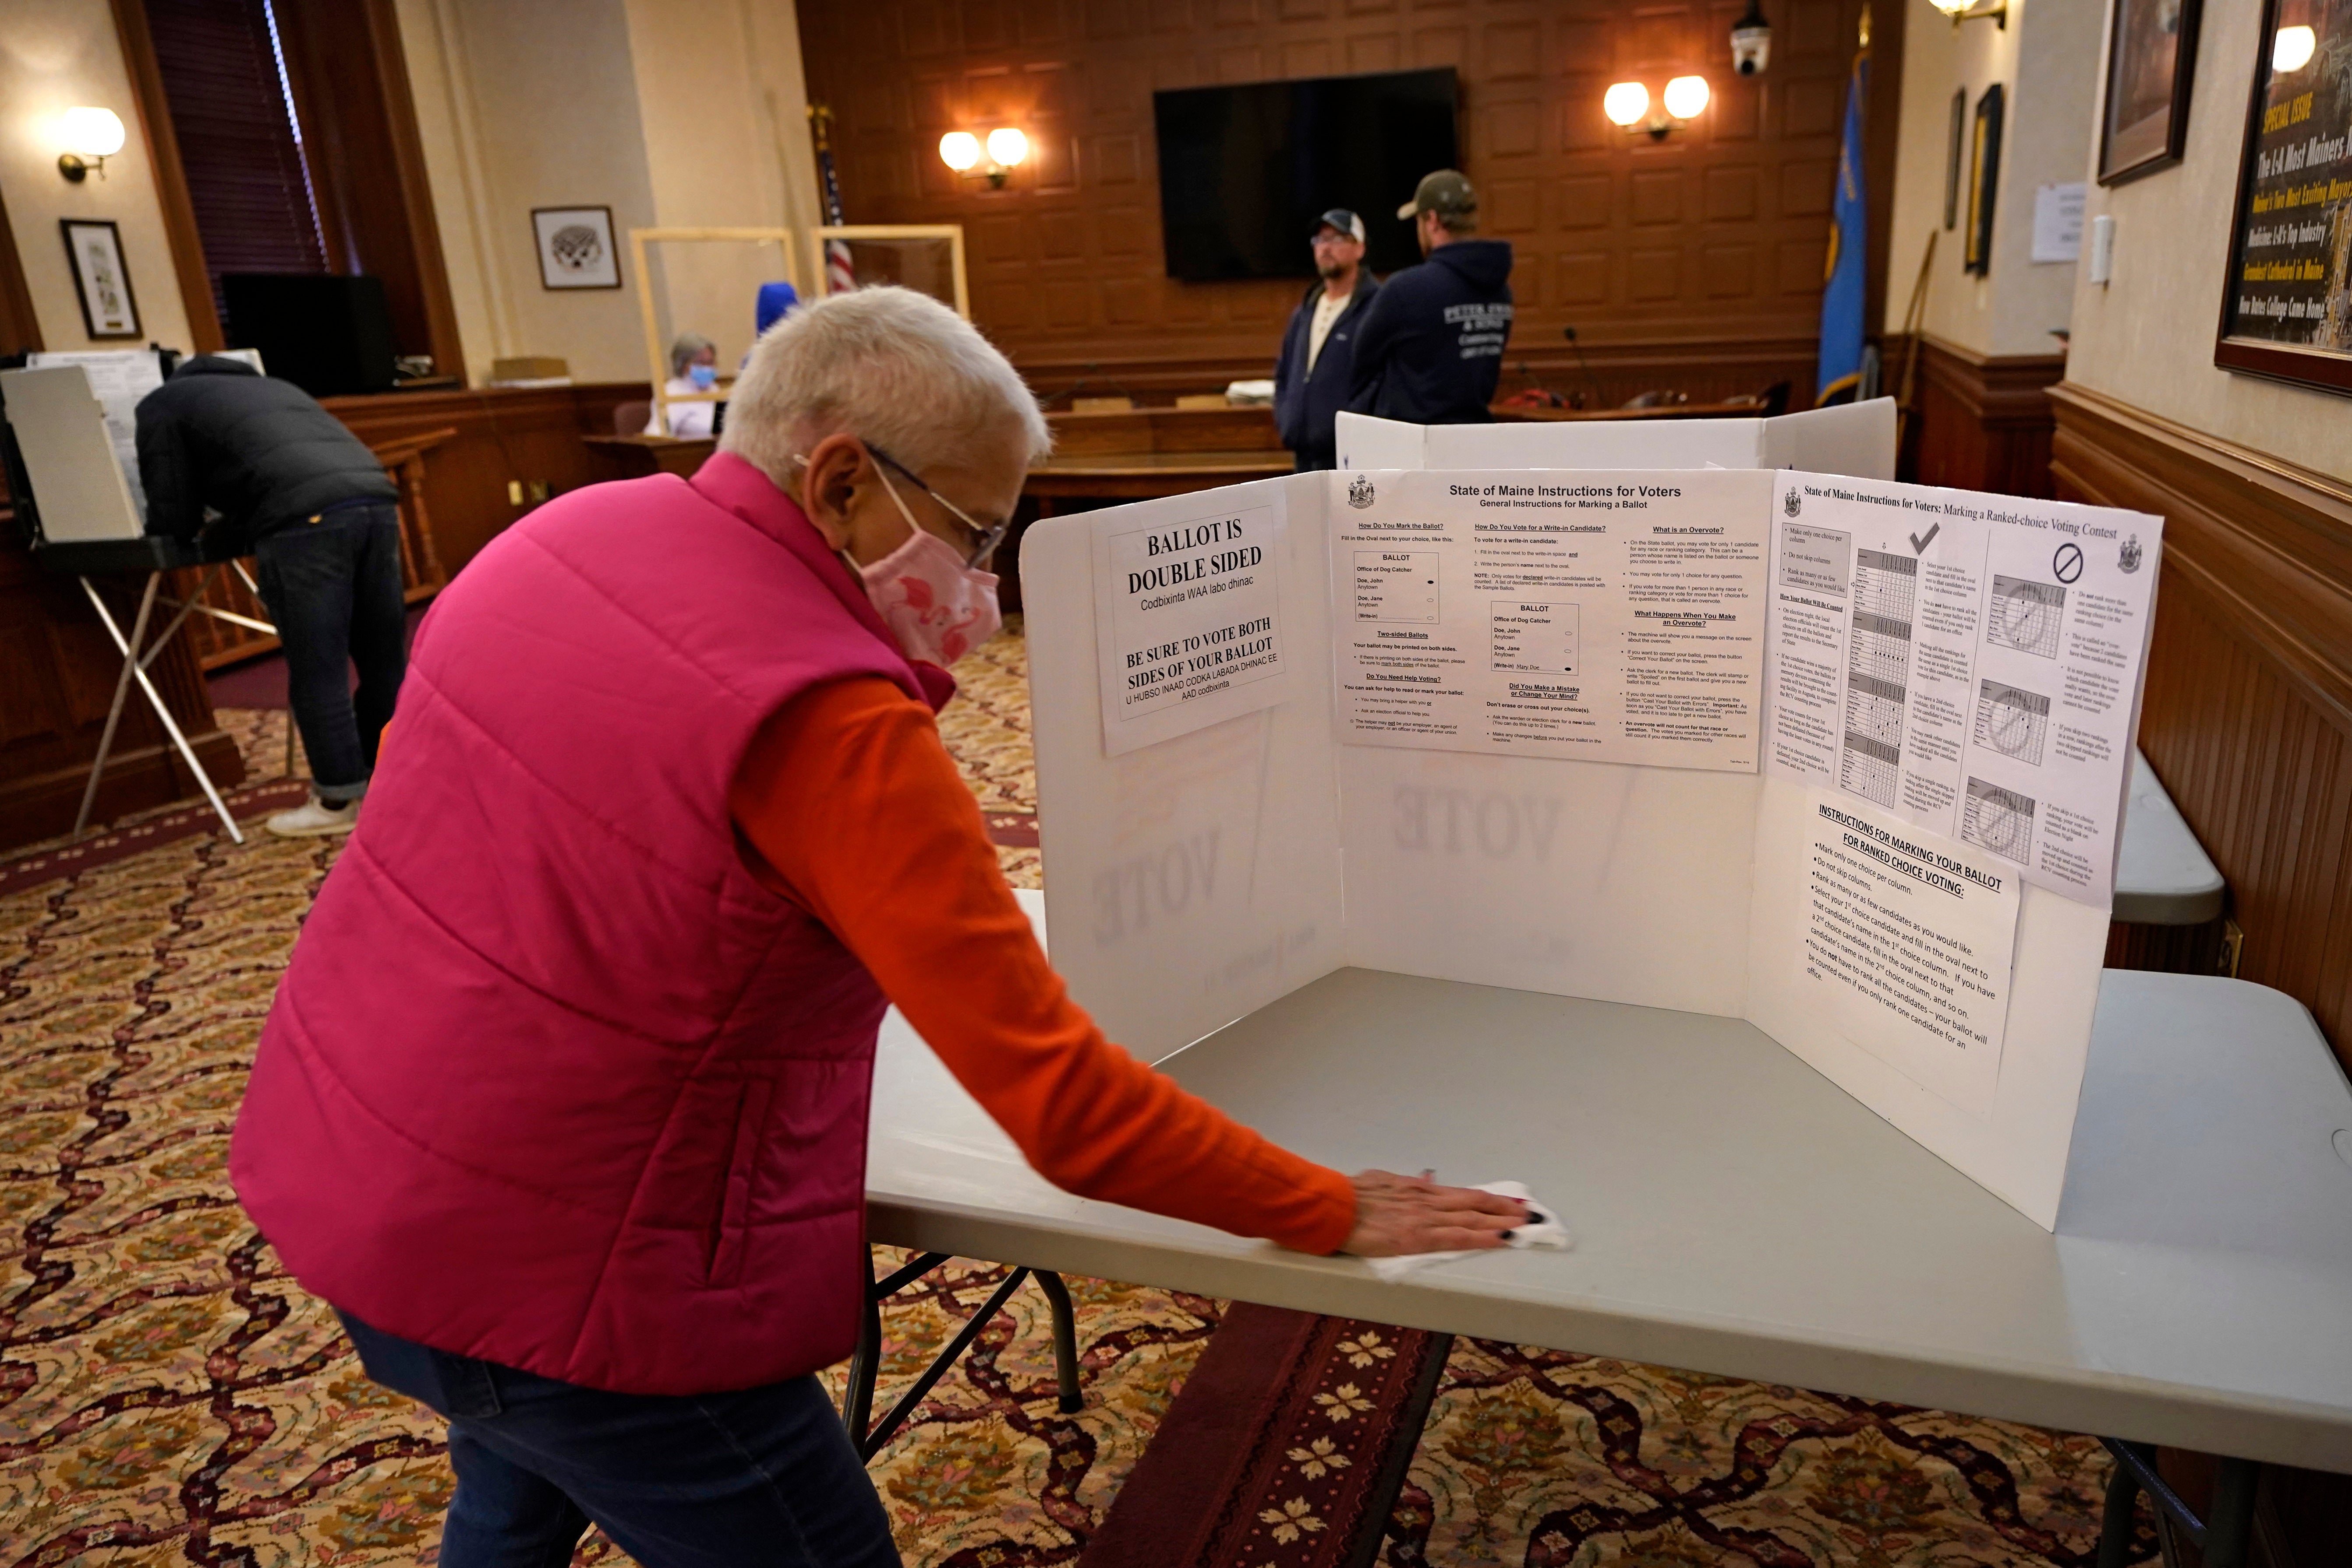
top-left (230, 453), bottom-right (949, 1395)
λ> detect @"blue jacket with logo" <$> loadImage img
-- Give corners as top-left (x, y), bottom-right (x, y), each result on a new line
top-left (1272, 275), bottom-right (1380, 471)
top-left (1343, 240), bottom-right (1514, 426)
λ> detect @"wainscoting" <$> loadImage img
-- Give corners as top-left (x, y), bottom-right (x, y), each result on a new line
top-left (2051, 382), bottom-right (2352, 1065)
top-left (1888, 334), bottom-right (2067, 497)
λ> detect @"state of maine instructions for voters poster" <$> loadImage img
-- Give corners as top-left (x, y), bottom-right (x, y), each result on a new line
top-left (1330, 468), bottom-right (1772, 770)
top-left (1761, 472), bottom-right (2161, 906)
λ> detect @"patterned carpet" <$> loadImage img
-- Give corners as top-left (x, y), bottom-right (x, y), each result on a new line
top-left (0, 619), bottom-right (2150, 1567)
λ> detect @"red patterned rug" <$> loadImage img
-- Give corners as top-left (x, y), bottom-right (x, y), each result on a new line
top-left (1080, 1304), bottom-right (1447, 1568)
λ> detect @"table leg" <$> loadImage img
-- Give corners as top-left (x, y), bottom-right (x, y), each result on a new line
top-left (2097, 1438), bottom-right (2259, 1568)
top-left (81, 577), bottom-right (244, 845)
top-left (1034, 1270), bottom-right (1084, 1413)
top-left (72, 573), bottom-right (161, 840)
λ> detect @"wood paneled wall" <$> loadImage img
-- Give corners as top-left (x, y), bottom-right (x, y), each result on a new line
top-left (1893, 334), bottom-right (2066, 499)
top-left (0, 545), bottom-right (246, 854)
top-left (2050, 383), bottom-right (2352, 1066)
top-left (798, 0), bottom-right (1902, 401)
top-left (319, 383), bottom-right (650, 575)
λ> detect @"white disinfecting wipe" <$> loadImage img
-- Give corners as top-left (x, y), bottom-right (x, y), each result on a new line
top-left (1364, 1180), bottom-right (1572, 1281)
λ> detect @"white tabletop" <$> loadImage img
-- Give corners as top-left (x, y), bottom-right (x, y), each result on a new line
top-left (865, 895), bottom-right (2352, 1469)
top-left (2113, 750), bottom-right (2226, 925)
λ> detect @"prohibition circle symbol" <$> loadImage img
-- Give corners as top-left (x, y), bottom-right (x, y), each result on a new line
top-left (2052, 542), bottom-right (2084, 584)
top-left (1988, 691), bottom-right (2036, 755)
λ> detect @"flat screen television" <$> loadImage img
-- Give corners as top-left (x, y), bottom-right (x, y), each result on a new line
top-left (1154, 68), bottom-right (1459, 282)
top-left (222, 274), bottom-right (399, 397)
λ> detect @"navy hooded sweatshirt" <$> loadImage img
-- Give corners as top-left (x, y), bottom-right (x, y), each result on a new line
top-left (1272, 273), bottom-right (1380, 471)
top-left (1343, 239), bottom-right (1515, 426)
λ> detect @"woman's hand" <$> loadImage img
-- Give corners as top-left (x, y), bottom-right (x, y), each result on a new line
top-left (1340, 1169), bottom-right (1527, 1257)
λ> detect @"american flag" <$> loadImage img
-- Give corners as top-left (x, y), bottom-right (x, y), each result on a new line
top-left (809, 105), bottom-right (855, 294)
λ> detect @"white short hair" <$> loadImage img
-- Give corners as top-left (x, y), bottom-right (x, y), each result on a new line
top-left (719, 287), bottom-right (1050, 483)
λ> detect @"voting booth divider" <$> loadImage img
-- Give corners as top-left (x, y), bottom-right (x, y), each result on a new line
top-left (1022, 400), bottom-right (2163, 1231)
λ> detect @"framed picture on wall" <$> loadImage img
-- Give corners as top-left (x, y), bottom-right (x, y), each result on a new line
top-left (1964, 85), bottom-right (2005, 276)
top-left (1943, 88), bottom-right (1966, 229)
top-left (2215, 0), bottom-right (2352, 395)
top-left (58, 219), bottom-right (141, 338)
top-left (532, 207), bottom-right (623, 290)
top-left (2098, 0), bottom-right (2204, 184)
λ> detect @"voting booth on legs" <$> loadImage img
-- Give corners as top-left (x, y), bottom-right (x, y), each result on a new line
top-left (1022, 400), bottom-right (2161, 1230)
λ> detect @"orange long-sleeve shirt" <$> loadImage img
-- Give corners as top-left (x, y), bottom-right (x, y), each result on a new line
top-left (726, 676), bottom-right (1358, 1255)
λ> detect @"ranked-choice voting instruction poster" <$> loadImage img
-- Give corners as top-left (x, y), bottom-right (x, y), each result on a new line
top-left (1330, 468), bottom-right (1772, 770)
top-left (1761, 473), bottom-right (2161, 905)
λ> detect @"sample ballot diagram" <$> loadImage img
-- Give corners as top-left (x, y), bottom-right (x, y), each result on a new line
top-left (1837, 549), bottom-right (1917, 808)
top-left (1974, 679), bottom-right (2051, 766)
top-left (1963, 776), bottom-right (2038, 861)
top-left (1490, 601), bottom-right (1577, 673)
top-left (1988, 575), bottom-right (2066, 658)
top-left (1355, 551), bottom-right (1439, 622)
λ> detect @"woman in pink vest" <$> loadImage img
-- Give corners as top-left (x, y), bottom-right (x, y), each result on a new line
top-left (230, 288), bottom-right (1524, 1567)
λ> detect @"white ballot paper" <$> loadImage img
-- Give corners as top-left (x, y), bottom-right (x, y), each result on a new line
top-left (1762, 473), bottom-right (2159, 904)
top-left (1091, 488), bottom-right (1291, 756)
top-left (27, 350), bottom-right (164, 519)
top-left (1332, 469), bottom-right (1770, 770)
top-left (1793, 786), bottom-right (2020, 1116)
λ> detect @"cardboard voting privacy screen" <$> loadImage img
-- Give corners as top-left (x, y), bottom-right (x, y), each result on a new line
top-left (0, 366), bottom-right (146, 544)
top-left (1337, 396), bottom-right (1898, 480)
top-left (1023, 442), bottom-right (2159, 1232)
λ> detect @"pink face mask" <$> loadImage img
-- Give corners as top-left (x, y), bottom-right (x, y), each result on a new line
top-left (855, 464), bottom-right (1002, 668)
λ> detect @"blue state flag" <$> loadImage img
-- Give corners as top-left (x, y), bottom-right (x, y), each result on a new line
top-left (1817, 50), bottom-right (1870, 404)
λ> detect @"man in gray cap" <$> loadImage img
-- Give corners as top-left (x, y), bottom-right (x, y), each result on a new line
top-left (1272, 208), bottom-right (1381, 471)
top-left (1344, 170), bottom-right (1515, 426)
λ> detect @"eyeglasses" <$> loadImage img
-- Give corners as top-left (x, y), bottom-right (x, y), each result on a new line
top-left (867, 444), bottom-right (1011, 570)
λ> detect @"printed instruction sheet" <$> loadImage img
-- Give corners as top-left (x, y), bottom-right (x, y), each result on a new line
top-left (1785, 786), bottom-right (2020, 1117)
top-left (1091, 488), bottom-right (1290, 756)
top-left (27, 350), bottom-right (163, 518)
top-left (1761, 473), bottom-right (2159, 904)
top-left (1329, 468), bottom-right (1771, 770)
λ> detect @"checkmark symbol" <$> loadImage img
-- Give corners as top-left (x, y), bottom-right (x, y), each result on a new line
top-left (1908, 521), bottom-right (1941, 554)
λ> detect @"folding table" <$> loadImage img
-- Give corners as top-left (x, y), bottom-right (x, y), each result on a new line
top-left (861, 893), bottom-right (2352, 1566)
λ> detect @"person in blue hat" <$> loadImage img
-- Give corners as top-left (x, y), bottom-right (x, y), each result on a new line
top-left (755, 281), bottom-right (800, 338)
top-left (1272, 209), bottom-right (1380, 471)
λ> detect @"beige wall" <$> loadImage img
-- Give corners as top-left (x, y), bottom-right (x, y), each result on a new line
top-left (396, 0), bottom-right (823, 388)
top-left (0, 0), bottom-right (196, 353)
top-left (2066, 0), bottom-right (2352, 481)
top-left (1883, 0), bottom-right (2097, 358)
top-left (396, 0), bottom-right (661, 385)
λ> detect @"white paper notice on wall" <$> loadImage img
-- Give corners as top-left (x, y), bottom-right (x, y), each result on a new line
top-left (2031, 183), bottom-right (2086, 263)
top-left (1091, 487), bottom-right (1291, 756)
top-left (1789, 786), bottom-right (2020, 1117)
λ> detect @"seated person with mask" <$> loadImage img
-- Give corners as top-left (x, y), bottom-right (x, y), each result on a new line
top-left (648, 332), bottom-right (722, 436)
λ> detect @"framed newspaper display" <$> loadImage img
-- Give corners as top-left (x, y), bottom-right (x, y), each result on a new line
top-left (2214, 0), bottom-right (2352, 395)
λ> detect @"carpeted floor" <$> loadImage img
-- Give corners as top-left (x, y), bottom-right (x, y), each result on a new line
top-left (0, 619), bottom-right (2148, 1567)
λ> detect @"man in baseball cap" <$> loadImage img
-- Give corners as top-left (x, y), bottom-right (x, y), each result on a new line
top-left (1346, 170), bottom-right (1515, 425)
top-left (1272, 209), bottom-right (1381, 470)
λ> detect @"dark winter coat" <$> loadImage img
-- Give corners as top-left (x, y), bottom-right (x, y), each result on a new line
top-left (135, 357), bottom-right (396, 547)
top-left (1272, 273), bottom-right (1380, 471)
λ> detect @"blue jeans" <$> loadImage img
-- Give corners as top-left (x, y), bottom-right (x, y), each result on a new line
top-left (337, 1311), bottom-right (899, 1568)
top-left (252, 502), bottom-right (407, 801)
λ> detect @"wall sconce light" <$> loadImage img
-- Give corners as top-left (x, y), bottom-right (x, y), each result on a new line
top-left (57, 107), bottom-right (126, 182)
top-left (1929, 0), bottom-right (2005, 29)
top-left (1605, 77), bottom-right (1709, 139)
top-left (2273, 24), bottom-right (2316, 73)
top-left (939, 127), bottom-right (1029, 188)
